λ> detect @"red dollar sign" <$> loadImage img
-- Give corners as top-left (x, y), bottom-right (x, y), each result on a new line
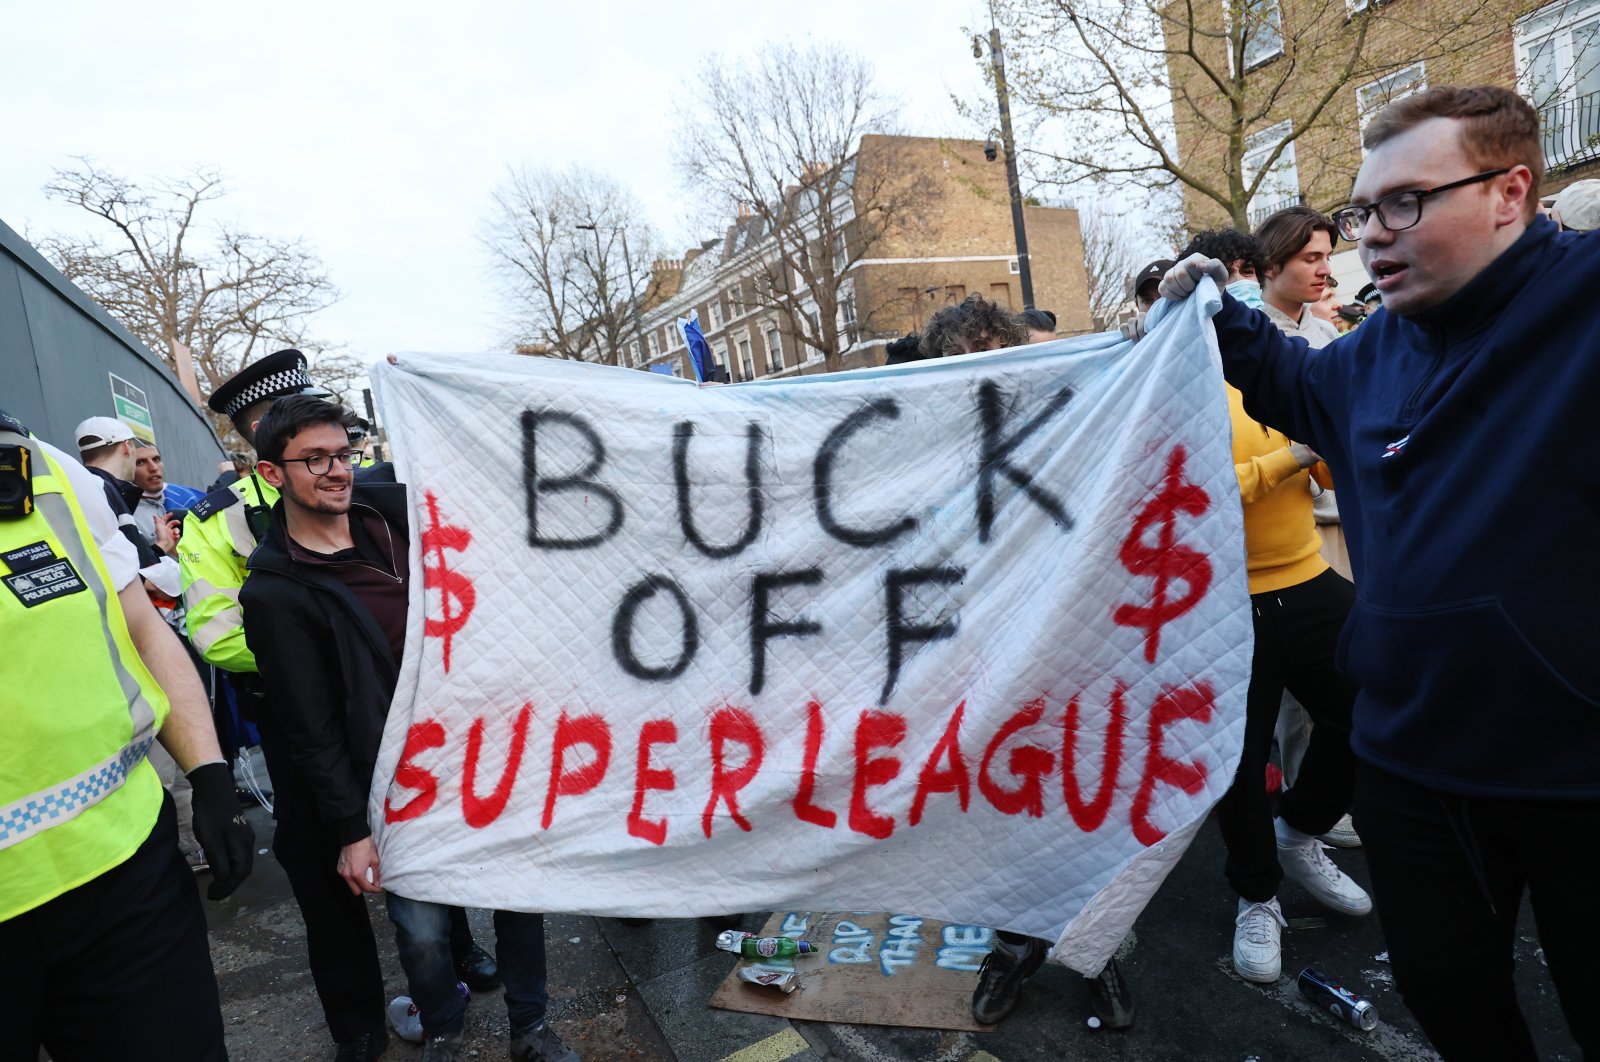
top-left (1112, 445), bottom-right (1213, 664)
top-left (422, 491), bottom-right (475, 673)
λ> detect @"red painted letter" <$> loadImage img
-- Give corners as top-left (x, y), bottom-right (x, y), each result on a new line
top-left (979, 699), bottom-right (1056, 817)
top-left (1062, 685), bottom-right (1128, 832)
top-left (385, 720), bottom-right (445, 823)
top-left (628, 720), bottom-right (678, 846)
top-left (703, 707), bottom-right (765, 837)
top-left (849, 709), bottom-right (906, 839)
top-left (541, 712), bottom-right (613, 829)
top-left (463, 703), bottom-right (533, 828)
top-left (909, 701), bottom-right (969, 826)
top-left (792, 700), bottom-right (837, 828)
top-left (1131, 682), bottom-right (1215, 846)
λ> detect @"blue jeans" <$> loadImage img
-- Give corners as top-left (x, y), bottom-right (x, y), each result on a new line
top-left (385, 894), bottom-right (549, 1036)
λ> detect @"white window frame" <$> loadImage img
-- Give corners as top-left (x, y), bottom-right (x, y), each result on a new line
top-left (708, 299), bottom-right (723, 330)
top-left (833, 232), bottom-right (848, 272)
top-left (839, 290), bottom-right (858, 344)
top-left (1242, 119), bottom-right (1301, 224)
top-left (1517, 0), bottom-right (1600, 168)
top-left (739, 337), bottom-right (755, 380)
top-left (765, 324), bottom-right (783, 372)
top-left (1517, 0), bottom-right (1600, 105)
top-left (1228, 0), bottom-right (1284, 72)
top-left (1356, 63), bottom-right (1428, 150)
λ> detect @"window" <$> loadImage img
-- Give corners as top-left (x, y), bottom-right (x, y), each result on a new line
top-left (1236, 0), bottom-right (1284, 70)
top-left (1243, 120), bottom-right (1301, 225)
top-left (1517, 0), bottom-right (1600, 168)
top-left (646, 333), bottom-right (657, 357)
top-left (633, 340), bottom-right (643, 366)
top-left (833, 232), bottom-right (848, 272)
top-left (1357, 64), bottom-right (1427, 148)
top-left (708, 299), bottom-right (723, 330)
top-left (1008, 259), bottom-right (1021, 274)
top-left (765, 326), bottom-right (783, 372)
top-left (839, 293), bottom-right (858, 343)
top-left (739, 338), bottom-right (755, 380)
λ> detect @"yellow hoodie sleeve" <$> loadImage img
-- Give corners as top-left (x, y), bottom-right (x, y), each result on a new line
top-left (1235, 446), bottom-right (1304, 504)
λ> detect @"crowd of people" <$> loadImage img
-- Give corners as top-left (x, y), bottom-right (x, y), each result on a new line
top-left (4, 82), bottom-right (1595, 1062)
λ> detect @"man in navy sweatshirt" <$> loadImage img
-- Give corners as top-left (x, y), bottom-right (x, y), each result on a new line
top-left (1157, 85), bottom-right (1598, 1060)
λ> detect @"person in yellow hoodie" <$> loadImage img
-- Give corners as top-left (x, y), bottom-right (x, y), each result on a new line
top-left (1178, 225), bottom-right (1375, 987)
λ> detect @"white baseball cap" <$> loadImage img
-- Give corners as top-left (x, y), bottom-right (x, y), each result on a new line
top-left (1555, 179), bottom-right (1600, 233)
top-left (74, 416), bottom-right (136, 451)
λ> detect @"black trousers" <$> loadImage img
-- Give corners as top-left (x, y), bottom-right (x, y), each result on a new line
top-left (261, 722), bottom-right (475, 1045)
top-left (0, 794), bottom-right (227, 1062)
top-left (1216, 568), bottom-right (1358, 902)
top-left (1355, 761), bottom-right (1600, 1060)
top-left (271, 768), bottom-right (390, 1045)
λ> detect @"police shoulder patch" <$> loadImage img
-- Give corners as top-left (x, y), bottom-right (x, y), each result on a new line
top-left (188, 487), bottom-right (243, 523)
top-left (0, 409), bottom-right (28, 437)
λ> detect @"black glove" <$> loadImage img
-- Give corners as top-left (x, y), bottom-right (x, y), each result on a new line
top-left (188, 761), bottom-right (255, 900)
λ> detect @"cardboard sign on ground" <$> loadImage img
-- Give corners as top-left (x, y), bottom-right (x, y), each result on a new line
top-left (708, 911), bottom-right (994, 1031)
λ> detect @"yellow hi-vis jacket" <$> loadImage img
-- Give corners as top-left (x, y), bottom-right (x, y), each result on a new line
top-left (179, 474), bottom-right (278, 672)
top-left (0, 429), bottom-right (169, 921)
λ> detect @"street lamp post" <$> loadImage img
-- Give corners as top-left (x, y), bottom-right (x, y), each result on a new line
top-left (978, 17), bottom-right (1036, 310)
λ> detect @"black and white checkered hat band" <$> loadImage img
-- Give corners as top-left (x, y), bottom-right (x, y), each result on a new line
top-left (221, 367), bottom-right (314, 419)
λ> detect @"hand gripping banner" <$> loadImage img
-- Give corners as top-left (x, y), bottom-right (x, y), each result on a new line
top-left (370, 282), bottom-right (1248, 975)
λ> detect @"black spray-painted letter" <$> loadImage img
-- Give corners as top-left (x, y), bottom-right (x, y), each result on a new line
top-left (881, 566), bottom-right (965, 704)
top-left (612, 575), bottom-right (699, 681)
top-left (975, 381), bottom-right (1073, 542)
top-left (674, 421), bottom-right (765, 559)
top-left (749, 568), bottom-right (824, 695)
top-left (522, 411), bottom-right (624, 550)
top-left (814, 399), bottom-right (917, 548)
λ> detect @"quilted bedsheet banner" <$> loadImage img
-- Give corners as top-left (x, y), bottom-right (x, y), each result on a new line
top-left (370, 282), bottom-right (1249, 974)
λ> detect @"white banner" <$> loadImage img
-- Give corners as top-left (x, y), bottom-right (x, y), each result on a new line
top-left (370, 283), bottom-right (1248, 974)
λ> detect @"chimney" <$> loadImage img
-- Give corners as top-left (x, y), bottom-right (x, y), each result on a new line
top-left (737, 201), bottom-right (754, 221)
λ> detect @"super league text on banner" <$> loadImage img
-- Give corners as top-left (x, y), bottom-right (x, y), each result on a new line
top-left (370, 282), bottom-right (1248, 974)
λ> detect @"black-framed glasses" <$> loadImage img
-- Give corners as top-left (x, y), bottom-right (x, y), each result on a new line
top-left (1332, 168), bottom-right (1511, 241)
top-left (277, 449), bottom-right (365, 476)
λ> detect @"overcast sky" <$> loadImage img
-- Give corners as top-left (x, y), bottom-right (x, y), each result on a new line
top-left (3, 1), bottom-right (997, 365)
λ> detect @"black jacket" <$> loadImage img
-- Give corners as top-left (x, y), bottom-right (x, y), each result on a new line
top-left (86, 465), bottom-right (163, 569)
top-left (240, 481), bottom-right (409, 844)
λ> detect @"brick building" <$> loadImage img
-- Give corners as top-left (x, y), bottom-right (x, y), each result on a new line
top-left (623, 135), bottom-right (1091, 380)
top-left (1165, 0), bottom-right (1600, 285)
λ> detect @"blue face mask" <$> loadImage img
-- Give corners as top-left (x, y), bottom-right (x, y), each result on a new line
top-left (1226, 279), bottom-right (1264, 309)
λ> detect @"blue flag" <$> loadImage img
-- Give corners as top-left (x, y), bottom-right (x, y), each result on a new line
top-left (677, 312), bottom-right (712, 383)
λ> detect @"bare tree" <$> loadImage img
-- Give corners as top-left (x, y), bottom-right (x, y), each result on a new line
top-left (481, 166), bottom-right (662, 365)
top-left (673, 43), bottom-right (929, 373)
top-left (37, 159), bottom-right (344, 435)
top-left (986, 0), bottom-right (1513, 231)
top-left (1080, 194), bottom-right (1160, 328)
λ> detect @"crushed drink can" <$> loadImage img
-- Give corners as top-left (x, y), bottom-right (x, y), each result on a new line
top-left (738, 967), bottom-right (800, 993)
top-left (1297, 968), bottom-right (1378, 1031)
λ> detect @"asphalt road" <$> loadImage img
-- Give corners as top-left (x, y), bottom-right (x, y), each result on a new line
top-left (204, 804), bottom-right (1580, 1062)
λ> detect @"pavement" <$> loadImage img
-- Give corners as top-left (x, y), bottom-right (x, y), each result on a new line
top-left (206, 803), bottom-right (1581, 1062)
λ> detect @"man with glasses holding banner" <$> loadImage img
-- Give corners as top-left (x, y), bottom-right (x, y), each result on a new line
top-left (1156, 85), bottom-right (1599, 1059)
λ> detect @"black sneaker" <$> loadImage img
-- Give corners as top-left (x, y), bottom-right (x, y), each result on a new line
top-left (971, 936), bottom-right (1048, 1024)
top-left (510, 1021), bottom-right (580, 1062)
top-left (1087, 956), bottom-right (1136, 1030)
top-left (332, 1030), bottom-right (389, 1061)
top-left (454, 943), bottom-right (501, 992)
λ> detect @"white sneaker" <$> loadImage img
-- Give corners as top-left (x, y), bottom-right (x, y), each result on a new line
top-left (387, 996), bottom-right (424, 1043)
top-left (386, 981), bottom-right (470, 1043)
top-left (1320, 813), bottom-right (1362, 848)
top-left (1278, 834), bottom-right (1372, 915)
top-left (1233, 897), bottom-right (1286, 983)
